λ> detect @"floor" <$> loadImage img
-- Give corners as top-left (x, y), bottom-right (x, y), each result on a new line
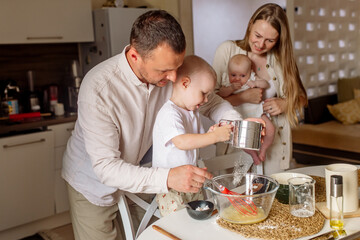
top-left (21, 159), bottom-right (311, 240)
top-left (20, 224), bottom-right (74, 240)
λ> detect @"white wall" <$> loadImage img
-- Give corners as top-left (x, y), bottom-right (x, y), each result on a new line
top-left (192, 0), bottom-right (286, 64)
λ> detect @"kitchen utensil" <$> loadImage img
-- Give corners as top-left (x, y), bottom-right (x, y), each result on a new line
top-left (27, 70), bottom-right (40, 112)
top-left (211, 180), bottom-right (258, 216)
top-left (54, 103), bottom-right (65, 116)
top-left (270, 172), bottom-right (312, 204)
top-left (0, 112), bottom-right (51, 121)
top-left (3, 80), bottom-right (20, 115)
top-left (219, 119), bottom-right (263, 150)
top-left (288, 177), bottom-right (316, 218)
top-left (152, 225), bottom-right (181, 240)
top-left (49, 85), bottom-right (58, 113)
top-left (204, 173), bottom-right (279, 224)
top-left (341, 229), bottom-right (360, 240)
top-left (309, 230), bottom-right (347, 240)
top-left (186, 200), bottom-right (214, 220)
top-left (325, 164), bottom-right (359, 213)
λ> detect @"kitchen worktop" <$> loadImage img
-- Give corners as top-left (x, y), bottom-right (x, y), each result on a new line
top-left (0, 113), bottom-right (77, 137)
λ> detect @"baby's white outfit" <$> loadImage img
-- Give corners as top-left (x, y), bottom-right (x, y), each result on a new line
top-left (220, 71), bottom-right (276, 118)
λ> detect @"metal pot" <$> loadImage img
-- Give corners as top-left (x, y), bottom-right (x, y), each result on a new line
top-left (220, 119), bottom-right (262, 150)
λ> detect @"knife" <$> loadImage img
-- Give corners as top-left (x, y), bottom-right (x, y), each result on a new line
top-left (308, 231), bottom-right (336, 240)
top-left (308, 230), bottom-right (347, 240)
top-left (340, 230), bottom-right (360, 240)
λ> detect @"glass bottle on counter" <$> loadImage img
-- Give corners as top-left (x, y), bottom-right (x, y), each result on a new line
top-left (27, 70), bottom-right (40, 112)
top-left (330, 175), bottom-right (344, 230)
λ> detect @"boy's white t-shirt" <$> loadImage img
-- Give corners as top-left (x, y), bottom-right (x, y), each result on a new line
top-left (152, 100), bottom-right (205, 169)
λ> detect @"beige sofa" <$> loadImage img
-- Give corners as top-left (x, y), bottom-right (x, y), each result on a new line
top-left (292, 77), bottom-right (360, 165)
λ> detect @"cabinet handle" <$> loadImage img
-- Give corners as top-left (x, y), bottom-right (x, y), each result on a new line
top-left (66, 128), bottom-right (74, 131)
top-left (27, 36), bottom-right (63, 40)
top-left (3, 138), bottom-right (46, 149)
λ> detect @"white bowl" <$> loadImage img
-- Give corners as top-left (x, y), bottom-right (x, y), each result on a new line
top-left (270, 172), bottom-right (312, 204)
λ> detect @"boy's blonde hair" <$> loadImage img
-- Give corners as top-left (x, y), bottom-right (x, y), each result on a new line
top-left (176, 55), bottom-right (216, 85)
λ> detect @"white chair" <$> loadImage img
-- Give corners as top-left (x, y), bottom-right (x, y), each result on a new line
top-left (117, 192), bottom-right (160, 240)
top-left (117, 157), bottom-right (161, 240)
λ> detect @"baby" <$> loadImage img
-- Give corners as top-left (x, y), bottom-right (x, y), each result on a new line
top-left (152, 55), bottom-right (232, 216)
top-left (217, 54), bottom-right (275, 164)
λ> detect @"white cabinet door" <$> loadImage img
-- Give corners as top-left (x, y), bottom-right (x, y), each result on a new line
top-left (48, 122), bottom-right (75, 214)
top-left (0, 0), bottom-right (94, 44)
top-left (0, 130), bottom-right (54, 231)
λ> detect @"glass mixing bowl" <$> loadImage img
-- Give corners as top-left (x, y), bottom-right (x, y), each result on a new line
top-left (204, 173), bottom-right (279, 224)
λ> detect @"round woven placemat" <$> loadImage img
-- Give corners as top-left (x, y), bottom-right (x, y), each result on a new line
top-left (217, 199), bottom-right (325, 240)
top-left (216, 169), bottom-right (360, 239)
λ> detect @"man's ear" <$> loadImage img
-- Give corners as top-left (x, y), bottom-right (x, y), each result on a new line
top-left (181, 76), bottom-right (191, 89)
top-left (127, 46), bottom-right (141, 63)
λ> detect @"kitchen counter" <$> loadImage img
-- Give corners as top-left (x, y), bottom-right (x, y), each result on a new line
top-left (0, 113), bottom-right (77, 137)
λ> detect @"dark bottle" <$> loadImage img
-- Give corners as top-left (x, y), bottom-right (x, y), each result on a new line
top-left (27, 71), bottom-right (40, 112)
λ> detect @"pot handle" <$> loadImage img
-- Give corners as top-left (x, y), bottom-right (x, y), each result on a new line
top-left (219, 119), bottom-right (234, 144)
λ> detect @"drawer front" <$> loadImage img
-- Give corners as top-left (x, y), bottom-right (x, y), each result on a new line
top-left (49, 122), bottom-right (75, 147)
top-left (0, 131), bottom-right (55, 230)
top-left (55, 146), bottom-right (66, 170)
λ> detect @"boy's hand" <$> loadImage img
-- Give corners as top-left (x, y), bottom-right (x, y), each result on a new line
top-left (211, 124), bottom-right (232, 142)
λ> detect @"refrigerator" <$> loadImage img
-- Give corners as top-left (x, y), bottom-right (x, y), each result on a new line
top-left (80, 8), bottom-right (154, 74)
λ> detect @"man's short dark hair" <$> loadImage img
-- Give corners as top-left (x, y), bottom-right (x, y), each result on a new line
top-left (130, 10), bottom-right (186, 58)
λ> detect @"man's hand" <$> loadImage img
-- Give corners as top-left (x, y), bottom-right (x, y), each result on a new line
top-left (167, 165), bottom-right (213, 193)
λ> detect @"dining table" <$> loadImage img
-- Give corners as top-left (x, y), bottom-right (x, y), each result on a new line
top-left (137, 165), bottom-right (360, 240)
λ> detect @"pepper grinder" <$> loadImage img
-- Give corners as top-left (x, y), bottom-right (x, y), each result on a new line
top-left (330, 175), bottom-right (344, 230)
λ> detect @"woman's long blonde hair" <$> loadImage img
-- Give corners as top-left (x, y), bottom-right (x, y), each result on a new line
top-left (235, 3), bottom-right (307, 126)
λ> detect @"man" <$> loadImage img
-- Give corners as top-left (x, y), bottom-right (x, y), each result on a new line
top-left (62, 10), bottom-right (241, 240)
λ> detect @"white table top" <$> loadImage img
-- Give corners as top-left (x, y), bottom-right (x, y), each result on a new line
top-left (138, 165), bottom-right (360, 240)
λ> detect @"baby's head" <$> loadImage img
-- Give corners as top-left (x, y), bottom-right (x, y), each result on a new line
top-left (173, 55), bottom-right (216, 111)
top-left (228, 54), bottom-right (252, 85)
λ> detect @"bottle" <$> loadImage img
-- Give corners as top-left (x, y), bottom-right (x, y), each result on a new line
top-left (27, 71), bottom-right (40, 112)
top-left (330, 175), bottom-right (344, 230)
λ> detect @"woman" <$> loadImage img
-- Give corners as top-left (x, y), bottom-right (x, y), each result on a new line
top-left (213, 3), bottom-right (307, 175)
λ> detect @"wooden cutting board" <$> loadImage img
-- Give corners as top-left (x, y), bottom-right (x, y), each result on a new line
top-left (316, 200), bottom-right (360, 219)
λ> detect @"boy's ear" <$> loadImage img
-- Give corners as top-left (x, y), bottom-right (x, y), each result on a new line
top-left (181, 76), bottom-right (191, 89)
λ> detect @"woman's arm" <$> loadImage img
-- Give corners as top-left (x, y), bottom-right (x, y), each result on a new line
top-left (212, 41), bottom-right (236, 91)
top-left (223, 88), bottom-right (264, 106)
top-left (218, 85), bottom-right (235, 98)
top-left (263, 95), bottom-right (307, 116)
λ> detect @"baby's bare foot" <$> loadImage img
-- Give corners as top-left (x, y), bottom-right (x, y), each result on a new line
top-left (244, 149), bottom-right (261, 165)
top-left (259, 149), bottom-right (266, 162)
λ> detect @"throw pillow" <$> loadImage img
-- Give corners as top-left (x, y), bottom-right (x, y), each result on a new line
top-left (327, 98), bottom-right (360, 124)
top-left (337, 77), bottom-right (360, 103)
top-left (354, 89), bottom-right (360, 99)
